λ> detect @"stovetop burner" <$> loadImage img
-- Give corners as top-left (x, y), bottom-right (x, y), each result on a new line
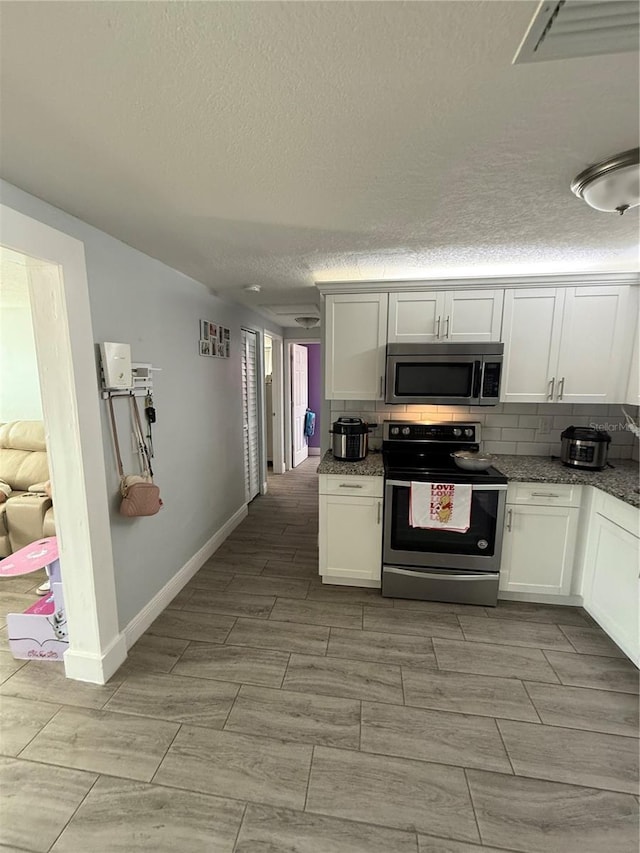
top-left (382, 420), bottom-right (507, 484)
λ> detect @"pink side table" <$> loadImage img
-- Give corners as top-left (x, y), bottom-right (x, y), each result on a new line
top-left (0, 537), bottom-right (68, 661)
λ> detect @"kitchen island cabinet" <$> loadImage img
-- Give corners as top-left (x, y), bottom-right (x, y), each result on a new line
top-left (499, 499), bottom-right (580, 598)
top-left (582, 491), bottom-right (639, 665)
top-left (319, 473), bottom-right (383, 587)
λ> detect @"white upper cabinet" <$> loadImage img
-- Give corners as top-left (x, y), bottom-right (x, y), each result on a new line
top-left (556, 286), bottom-right (635, 404)
top-left (446, 289), bottom-right (504, 342)
top-left (501, 288), bottom-right (564, 404)
top-left (625, 307), bottom-right (639, 406)
top-left (387, 292), bottom-right (444, 343)
top-left (388, 289), bottom-right (503, 344)
top-left (502, 285), bottom-right (636, 404)
top-left (325, 293), bottom-right (388, 400)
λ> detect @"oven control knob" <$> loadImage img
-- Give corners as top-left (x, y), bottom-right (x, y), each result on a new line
top-left (391, 427), bottom-right (399, 436)
top-left (464, 428), bottom-right (474, 437)
top-left (477, 539), bottom-right (488, 550)
top-left (402, 427), bottom-right (411, 436)
top-left (453, 428), bottom-right (462, 437)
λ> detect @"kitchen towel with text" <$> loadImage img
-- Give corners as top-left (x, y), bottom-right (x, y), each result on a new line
top-left (410, 482), bottom-right (472, 532)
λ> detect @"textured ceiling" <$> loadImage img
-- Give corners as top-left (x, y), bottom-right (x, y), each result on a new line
top-left (0, 1), bottom-right (638, 320)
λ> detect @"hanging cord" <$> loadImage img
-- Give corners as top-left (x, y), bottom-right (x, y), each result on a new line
top-left (145, 393), bottom-right (156, 457)
top-left (107, 396), bottom-right (125, 482)
top-left (130, 395), bottom-right (154, 478)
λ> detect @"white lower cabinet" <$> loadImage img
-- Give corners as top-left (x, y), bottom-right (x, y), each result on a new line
top-left (499, 502), bottom-right (579, 597)
top-left (319, 475), bottom-right (383, 585)
top-left (582, 493), bottom-right (639, 664)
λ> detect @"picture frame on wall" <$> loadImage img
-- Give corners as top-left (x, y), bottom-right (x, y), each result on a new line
top-left (199, 320), bottom-right (231, 358)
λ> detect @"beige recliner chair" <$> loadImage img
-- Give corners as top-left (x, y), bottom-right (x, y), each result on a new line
top-left (0, 421), bottom-right (55, 557)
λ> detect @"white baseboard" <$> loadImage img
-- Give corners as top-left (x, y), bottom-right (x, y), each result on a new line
top-left (123, 502), bottom-right (248, 650)
top-left (64, 632), bottom-right (128, 685)
top-left (308, 447), bottom-right (321, 456)
top-left (321, 575), bottom-right (380, 588)
top-left (498, 591), bottom-right (584, 606)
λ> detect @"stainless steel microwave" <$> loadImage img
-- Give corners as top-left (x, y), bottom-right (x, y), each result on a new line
top-left (385, 342), bottom-right (503, 406)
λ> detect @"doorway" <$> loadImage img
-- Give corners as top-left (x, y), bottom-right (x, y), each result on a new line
top-left (0, 205), bottom-right (125, 684)
top-left (289, 341), bottom-right (321, 469)
top-left (263, 333), bottom-right (285, 476)
top-left (241, 328), bottom-right (260, 503)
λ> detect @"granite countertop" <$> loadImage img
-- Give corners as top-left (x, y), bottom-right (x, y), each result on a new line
top-left (317, 449), bottom-right (639, 507)
top-left (492, 455), bottom-right (639, 509)
top-left (317, 449), bottom-right (384, 476)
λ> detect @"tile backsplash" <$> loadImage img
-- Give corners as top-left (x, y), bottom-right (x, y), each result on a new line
top-left (330, 401), bottom-right (640, 460)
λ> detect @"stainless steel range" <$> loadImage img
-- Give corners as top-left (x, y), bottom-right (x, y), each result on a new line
top-left (382, 421), bottom-right (507, 606)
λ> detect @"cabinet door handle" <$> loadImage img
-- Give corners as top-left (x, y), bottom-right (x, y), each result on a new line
top-left (547, 377), bottom-right (555, 400)
top-left (339, 483), bottom-right (362, 488)
top-left (558, 377), bottom-right (565, 400)
top-left (436, 316), bottom-right (441, 339)
top-left (506, 508), bottom-right (513, 532)
top-left (377, 501), bottom-right (381, 524)
top-left (530, 492), bottom-right (561, 498)
top-left (445, 315), bottom-right (450, 338)
top-left (379, 375), bottom-right (383, 398)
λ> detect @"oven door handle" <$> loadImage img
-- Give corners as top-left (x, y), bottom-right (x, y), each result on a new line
top-left (386, 480), bottom-right (507, 491)
top-left (384, 566), bottom-right (498, 581)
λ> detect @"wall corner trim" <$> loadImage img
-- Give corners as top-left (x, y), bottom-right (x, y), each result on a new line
top-left (122, 502), bottom-right (249, 650)
top-left (63, 632), bottom-right (128, 685)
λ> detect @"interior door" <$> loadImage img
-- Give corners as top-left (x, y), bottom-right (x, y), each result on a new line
top-left (241, 328), bottom-right (260, 502)
top-left (291, 343), bottom-right (309, 468)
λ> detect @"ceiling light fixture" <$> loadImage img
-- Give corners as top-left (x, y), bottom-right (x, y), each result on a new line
top-left (295, 316), bottom-right (320, 329)
top-left (571, 148), bottom-right (640, 215)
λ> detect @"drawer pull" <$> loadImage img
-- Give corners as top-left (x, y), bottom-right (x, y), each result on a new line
top-left (340, 484), bottom-right (363, 489)
top-left (506, 508), bottom-right (513, 532)
top-left (530, 492), bottom-right (562, 498)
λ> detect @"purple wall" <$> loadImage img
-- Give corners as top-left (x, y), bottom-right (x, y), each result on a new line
top-left (303, 343), bottom-right (321, 448)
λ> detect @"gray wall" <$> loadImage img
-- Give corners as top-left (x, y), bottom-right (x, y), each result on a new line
top-left (1, 180), bottom-right (283, 628)
top-left (283, 327), bottom-right (320, 341)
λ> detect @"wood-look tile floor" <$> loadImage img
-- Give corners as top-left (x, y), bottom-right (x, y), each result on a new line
top-left (1, 457), bottom-right (638, 852)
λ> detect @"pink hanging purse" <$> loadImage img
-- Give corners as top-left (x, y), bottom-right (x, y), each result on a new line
top-left (108, 396), bottom-right (163, 517)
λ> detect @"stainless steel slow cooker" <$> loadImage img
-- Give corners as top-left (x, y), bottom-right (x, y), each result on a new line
top-left (560, 426), bottom-right (611, 470)
top-left (330, 418), bottom-right (369, 461)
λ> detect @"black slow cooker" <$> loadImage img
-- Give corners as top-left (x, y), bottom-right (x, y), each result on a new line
top-left (330, 418), bottom-right (370, 461)
top-left (560, 426), bottom-right (611, 470)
